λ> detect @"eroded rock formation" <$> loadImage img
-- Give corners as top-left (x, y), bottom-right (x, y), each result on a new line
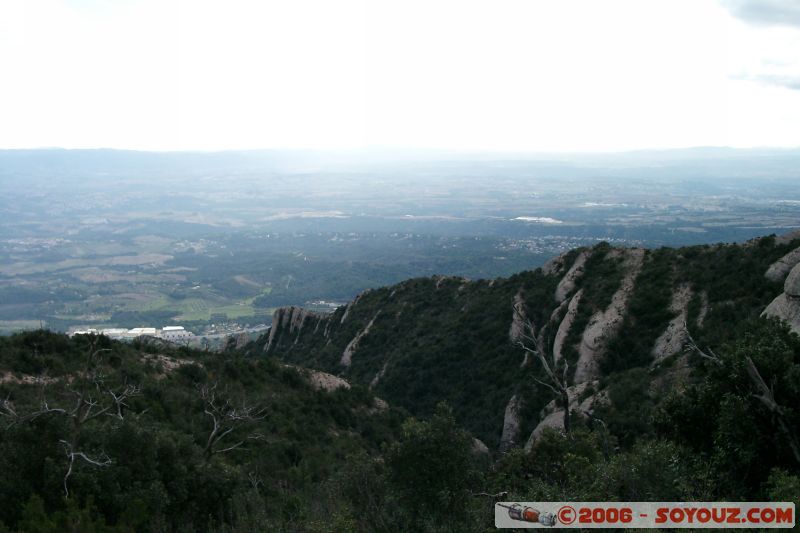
top-left (264, 306), bottom-right (323, 352)
top-left (765, 246), bottom-right (800, 283)
top-left (499, 394), bottom-right (524, 453)
top-left (508, 290), bottom-right (527, 345)
top-left (341, 311), bottom-right (381, 367)
top-left (763, 262), bottom-right (800, 334)
top-left (651, 284), bottom-right (693, 362)
top-left (306, 369), bottom-right (351, 392)
top-left (553, 289), bottom-right (582, 364)
top-left (554, 250), bottom-right (591, 303)
top-left (524, 381), bottom-right (608, 451)
top-left (573, 249), bottom-right (644, 383)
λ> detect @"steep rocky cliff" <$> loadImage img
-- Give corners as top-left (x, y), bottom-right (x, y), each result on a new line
top-left (763, 262), bottom-right (800, 334)
top-left (251, 234), bottom-right (799, 450)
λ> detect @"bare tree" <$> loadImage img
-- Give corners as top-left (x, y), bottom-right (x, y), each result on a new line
top-left (2, 337), bottom-right (140, 497)
top-left (198, 382), bottom-right (267, 459)
top-left (0, 394), bottom-right (18, 425)
top-left (744, 356), bottom-right (800, 465)
top-left (59, 440), bottom-right (111, 499)
top-left (583, 410), bottom-right (610, 460)
top-left (514, 305), bottom-right (571, 434)
top-left (683, 324), bottom-right (723, 366)
top-left (247, 470), bottom-right (263, 493)
top-left (27, 376), bottom-right (140, 423)
top-left (684, 327), bottom-right (800, 466)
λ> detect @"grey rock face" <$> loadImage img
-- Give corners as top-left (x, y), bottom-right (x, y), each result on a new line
top-left (264, 306), bottom-right (324, 352)
top-left (574, 249), bottom-right (644, 383)
top-left (340, 311), bottom-right (380, 367)
top-left (651, 284), bottom-right (693, 362)
top-left (524, 381), bottom-right (608, 451)
top-left (499, 395), bottom-right (524, 453)
top-left (785, 263), bottom-right (800, 297)
top-left (765, 246), bottom-right (800, 283)
top-left (763, 264), bottom-right (800, 334)
top-left (541, 253), bottom-right (566, 276)
top-left (763, 293), bottom-right (800, 334)
top-left (553, 289), bottom-right (582, 364)
top-left (554, 250), bottom-right (591, 303)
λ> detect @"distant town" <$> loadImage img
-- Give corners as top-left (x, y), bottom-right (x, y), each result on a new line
top-left (68, 323), bottom-right (271, 348)
top-left (69, 325), bottom-right (195, 342)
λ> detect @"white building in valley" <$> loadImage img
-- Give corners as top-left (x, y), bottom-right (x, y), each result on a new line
top-left (99, 328), bottom-right (128, 340)
top-left (160, 325), bottom-right (192, 342)
top-left (128, 327), bottom-right (157, 338)
top-left (70, 325), bottom-right (194, 343)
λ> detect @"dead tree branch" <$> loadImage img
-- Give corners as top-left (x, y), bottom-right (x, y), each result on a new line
top-left (683, 324), bottom-right (723, 366)
top-left (0, 394), bottom-right (18, 419)
top-left (199, 382), bottom-right (267, 459)
top-left (472, 491), bottom-right (509, 499)
top-left (514, 305), bottom-right (571, 434)
top-left (685, 329), bottom-right (800, 466)
top-left (744, 356), bottom-right (800, 465)
top-left (583, 411), bottom-right (611, 460)
top-left (7, 339), bottom-right (139, 498)
top-left (60, 440), bottom-right (111, 498)
top-left (248, 471), bottom-right (263, 493)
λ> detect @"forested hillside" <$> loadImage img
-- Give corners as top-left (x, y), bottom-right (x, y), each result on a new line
top-left (0, 331), bottom-right (407, 531)
top-left (1, 234), bottom-right (799, 531)
top-left (252, 233), bottom-right (800, 529)
top-left (256, 234), bottom-right (800, 450)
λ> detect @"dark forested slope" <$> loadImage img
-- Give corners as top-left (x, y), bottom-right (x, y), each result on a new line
top-left (2, 233), bottom-right (800, 531)
top-left (0, 331), bottom-right (404, 531)
top-left (256, 234), bottom-right (800, 451)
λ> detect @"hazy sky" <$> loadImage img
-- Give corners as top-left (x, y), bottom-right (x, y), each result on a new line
top-left (1, 0), bottom-right (799, 152)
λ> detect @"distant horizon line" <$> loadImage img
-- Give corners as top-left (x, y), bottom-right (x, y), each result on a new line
top-left (2, 145), bottom-right (800, 156)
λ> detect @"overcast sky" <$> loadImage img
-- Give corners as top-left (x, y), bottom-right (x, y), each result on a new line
top-left (1, 0), bottom-right (799, 152)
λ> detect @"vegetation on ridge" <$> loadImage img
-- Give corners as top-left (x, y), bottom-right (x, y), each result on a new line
top-left (0, 236), bottom-right (799, 530)
top-left (257, 236), bottom-right (799, 448)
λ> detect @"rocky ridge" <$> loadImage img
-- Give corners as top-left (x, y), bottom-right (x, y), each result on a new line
top-left (256, 235), bottom-right (800, 452)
